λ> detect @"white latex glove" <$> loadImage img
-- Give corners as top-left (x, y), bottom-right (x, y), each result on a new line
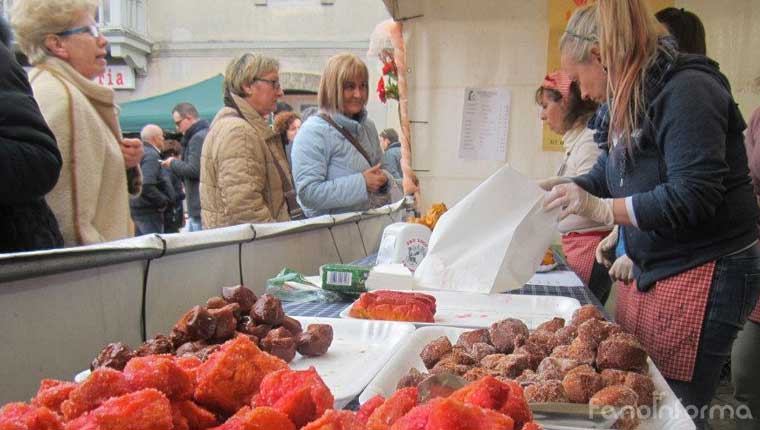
top-left (544, 183), bottom-right (614, 225)
top-left (609, 254), bottom-right (634, 282)
top-left (595, 225), bottom-right (619, 268)
top-left (537, 176), bottom-right (572, 191)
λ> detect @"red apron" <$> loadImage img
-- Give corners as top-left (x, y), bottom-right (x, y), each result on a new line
top-left (749, 298), bottom-right (760, 324)
top-left (561, 231), bottom-right (610, 285)
top-left (615, 261), bottom-right (716, 382)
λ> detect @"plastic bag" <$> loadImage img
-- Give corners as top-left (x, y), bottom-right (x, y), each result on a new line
top-left (266, 268), bottom-right (342, 304)
top-left (414, 165), bottom-right (560, 293)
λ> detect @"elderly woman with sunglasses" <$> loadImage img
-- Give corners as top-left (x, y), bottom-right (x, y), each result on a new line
top-left (12, 0), bottom-right (143, 246)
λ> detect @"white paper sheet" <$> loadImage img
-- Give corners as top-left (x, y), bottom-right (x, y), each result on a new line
top-left (527, 270), bottom-right (585, 287)
top-left (413, 165), bottom-right (560, 294)
top-left (458, 87), bottom-right (511, 161)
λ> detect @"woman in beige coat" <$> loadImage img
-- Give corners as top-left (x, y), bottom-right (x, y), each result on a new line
top-left (12, 0), bottom-right (143, 246)
top-left (200, 53), bottom-right (295, 228)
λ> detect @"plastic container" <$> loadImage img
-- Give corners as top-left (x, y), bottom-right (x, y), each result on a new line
top-left (320, 264), bottom-right (370, 295)
top-left (360, 326), bottom-right (696, 430)
top-left (376, 222), bottom-right (432, 271)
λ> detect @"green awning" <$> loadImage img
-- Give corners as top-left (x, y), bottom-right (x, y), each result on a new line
top-left (118, 74), bottom-right (224, 133)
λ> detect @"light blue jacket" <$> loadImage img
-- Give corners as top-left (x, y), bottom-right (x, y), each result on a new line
top-left (292, 110), bottom-right (384, 217)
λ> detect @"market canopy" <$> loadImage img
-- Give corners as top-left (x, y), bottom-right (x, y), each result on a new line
top-left (118, 74), bottom-right (224, 133)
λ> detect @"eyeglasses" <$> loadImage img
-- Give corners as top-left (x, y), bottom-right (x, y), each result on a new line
top-left (253, 78), bottom-right (281, 90)
top-left (56, 24), bottom-right (101, 38)
top-left (174, 117), bottom-right (186, 127)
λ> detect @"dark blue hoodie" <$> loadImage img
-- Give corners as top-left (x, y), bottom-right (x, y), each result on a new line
top-left (575, 42), bottom-right (758, 291)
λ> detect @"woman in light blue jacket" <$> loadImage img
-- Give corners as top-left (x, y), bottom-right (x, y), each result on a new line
top-left (292, 53), bottom-right (390, 217)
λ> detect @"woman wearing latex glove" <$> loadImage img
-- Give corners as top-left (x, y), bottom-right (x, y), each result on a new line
top-left (594, 225), bottom-right (618, 268)
top-left (608, 255), bottom-right (634, 282)
top-left (556, 3), bottom-right (760, 426)
top-left (535, 71), bottom-right (611, 303)
top-left (543, 182), bottom-right (618, 226)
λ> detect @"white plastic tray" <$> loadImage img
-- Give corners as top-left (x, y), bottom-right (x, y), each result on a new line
top-left (360, 326), bottom-right (695, 430)
top-left (289, 317), bottom-right (415, 408)
top-left (340, 290), bottom-right (581, 330)
top-left (76, 317), bottom-right (415, 410)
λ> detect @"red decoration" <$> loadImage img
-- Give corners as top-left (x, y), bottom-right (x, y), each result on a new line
top-left (377, 57), bottom-right (399, 103)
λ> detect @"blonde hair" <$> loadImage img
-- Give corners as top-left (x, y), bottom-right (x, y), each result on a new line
top-left (11, 0), bottom-right (97, 65)
top-left (597, 0), bottom-right (664, 149)
top-left (560, 4), bottom-right (598, 64)
top-left (318, 53), bottom-right (369, 114)
top-left (223, 53), bottom-right (280, 98)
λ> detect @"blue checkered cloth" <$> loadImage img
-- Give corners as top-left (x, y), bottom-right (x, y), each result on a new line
top-left (284, 253), bottom-right (610, 319)
top-left (283, 253), bottom-right (610, 410)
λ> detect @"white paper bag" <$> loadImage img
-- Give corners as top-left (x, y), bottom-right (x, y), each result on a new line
top-left (413, 165), bottom-right (560, 294)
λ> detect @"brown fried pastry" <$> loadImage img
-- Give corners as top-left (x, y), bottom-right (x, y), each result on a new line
top-left (562, 368), bottom-right (605, 403)
top-left (597, 333), bottom-right (648, 372)
top-left (554, 325), bottom-right (579, 348)
top-left (456, 329), bottom-right (491, 351)
top-left (420, 336), bottom-right (453, 370)
top-left (570, 304), bottom-right (605, 327)
top-left (590, 385), bottom-right (640, 430)
top-left (397, 367), bottom-right (427, 389)
top-left (493, 353), bottom-right (531, 379)
top-left (535, 317), bottom-right (566, 333)
top-left (524, 380), bottom-right (568, 403)
top-left (577, 319), bottom-right (622, 347)
top-left (514, 342), bottom-right (548, 370)
top-left (489, 318), bottom-right (529, 354)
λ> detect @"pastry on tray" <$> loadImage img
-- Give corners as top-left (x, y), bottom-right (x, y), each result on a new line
top-left (348, 290), bottom-right (437, 323)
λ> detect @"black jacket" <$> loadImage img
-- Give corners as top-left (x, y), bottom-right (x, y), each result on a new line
top-left (130, 143), bottom-right (173, 215)
top-left (170, 120), bottom-right (208, 218)
top-left (575, 48), bottom-right (758, 290)
top-left (0, 18), bottom-right (64, 252)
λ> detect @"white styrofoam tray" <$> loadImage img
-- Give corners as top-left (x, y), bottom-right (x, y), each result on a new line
top-left (76, 317), bottom-right (416, 410)
top-left (360, 326), bottom-right (695, 430)
top-left (288, 317), bottom-right (415, 408)
top-left (340, 290), bottom-right (581, 330)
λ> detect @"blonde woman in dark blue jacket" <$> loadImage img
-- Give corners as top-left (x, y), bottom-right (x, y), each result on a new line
top-left (543, 2), bottom-right (759, 428)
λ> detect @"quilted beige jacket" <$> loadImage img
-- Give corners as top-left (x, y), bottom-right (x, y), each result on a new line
top-left (200, 93), bottom-right (291, 228)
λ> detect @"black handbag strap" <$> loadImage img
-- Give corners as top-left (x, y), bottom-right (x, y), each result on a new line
top-left (318, 113), bottom-right (374, 166)
top-left (271, 152), bottom-right (294, 194)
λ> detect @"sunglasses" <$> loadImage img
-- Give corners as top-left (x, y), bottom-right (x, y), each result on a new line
top-left (56, 24), bottom-right (100, 38)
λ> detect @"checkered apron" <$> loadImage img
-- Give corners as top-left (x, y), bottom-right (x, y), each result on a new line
top-left (749, 297), bottom-right (760, 324)
top-left (561, 231), bottom-right (610, 285)
top-left (615, 261), bottom-right (716, 382)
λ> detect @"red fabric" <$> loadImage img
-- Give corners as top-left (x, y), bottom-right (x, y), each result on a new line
top-left (749, 297), bottom-right (760, 324)
top-left (615, 261), bottom-right (716, 382)
top-left (542, 70), bottom-right (573, 99)
top-left (561, 231), bottom-right (609, 285)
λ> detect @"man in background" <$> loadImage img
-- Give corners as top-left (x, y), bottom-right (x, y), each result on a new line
top-left (131, 125), bottom-right (173, 235)
top-left (162, 103), bottom-right (208, 231)
top-left (160, 139), bottom-right (185, 233)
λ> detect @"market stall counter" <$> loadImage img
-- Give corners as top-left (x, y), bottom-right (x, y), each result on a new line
top-left (283, 251), bottom-right (610, 411)
top-left (284, 252), bottom-right (610, 321)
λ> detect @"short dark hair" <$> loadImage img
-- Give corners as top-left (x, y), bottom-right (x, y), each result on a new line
top-left (172, 102), bottom-right (200, 119)
top-left (380, 128), bottom-right (399, 143)
top-left (535, 81), bottom-right (598, 131)
top-left (655, 7), bottom-right (706, 55)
